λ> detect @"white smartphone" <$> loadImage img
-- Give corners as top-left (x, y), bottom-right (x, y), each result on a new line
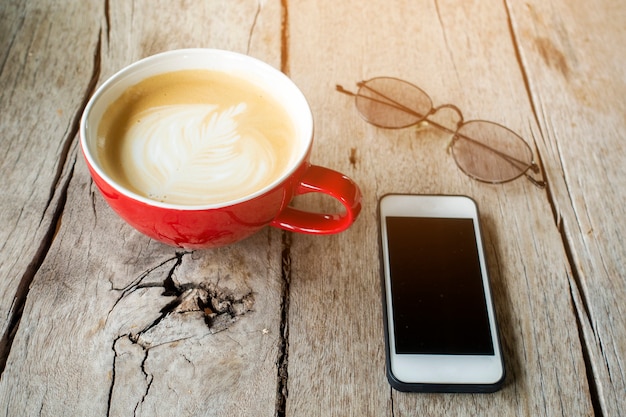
top-left (378, 194), bottom-right (505, 393)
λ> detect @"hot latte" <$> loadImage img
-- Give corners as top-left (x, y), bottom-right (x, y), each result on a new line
top-left (97, 69), bottom-right (297, 206)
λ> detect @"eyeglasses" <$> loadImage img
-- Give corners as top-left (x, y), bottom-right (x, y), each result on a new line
top-left (336, 77), bottom-right (546, 188)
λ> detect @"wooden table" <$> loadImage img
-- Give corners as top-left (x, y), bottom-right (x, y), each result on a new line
top-left (1, 1), bottom-right (624, 416)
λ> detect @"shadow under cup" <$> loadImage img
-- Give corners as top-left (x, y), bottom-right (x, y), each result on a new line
top-left (80, 49), bottom-right (362, 249)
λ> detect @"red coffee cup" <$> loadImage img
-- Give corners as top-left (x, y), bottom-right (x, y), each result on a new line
top-left (80, 49), bottom-right (361, 249)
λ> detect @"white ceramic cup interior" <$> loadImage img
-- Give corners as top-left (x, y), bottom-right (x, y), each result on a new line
top-left (80, 48), bottom-right (314, 209)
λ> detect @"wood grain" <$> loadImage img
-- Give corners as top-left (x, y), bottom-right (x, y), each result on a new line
top-left (0, 0), bottom-right (624, 415)
top-left (1, 1), bottom-right (286, 416)
top-left (506, 2), bottom-right (626, 414)
top-left (285, 0), bottom-right (597, 415)
top-left (0, 0), bottom-right (101, 367)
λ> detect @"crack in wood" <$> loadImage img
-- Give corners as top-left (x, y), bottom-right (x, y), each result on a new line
top-left (503, 0), bottom-right (541, 136)
top-left (568, 283), bottom-right (605, 417)
top-left (106, 335), bottom-right (122, 417)
top-left (43, 31), bottom-right (101, 219)
top-left (275, 231), bottom-right (292, 417)
top-left (106, 250), bottom-right (259, 413)
top-left (136, 349), bottom-right (154, 415)
top-left (109, 251), bottom-right (256, 344)
top-left (433, 0), bottom-right (461, 83)
top-left (247, 0), bottom-right (263, 55)
top-left (103, 0), bottom-right (111, 45)
top-left (276, 3), bottom-right (291, 414)
top-left (107, 334), bottom-right (154, 417)
top-left (280, 0), bottom-right (290, 75)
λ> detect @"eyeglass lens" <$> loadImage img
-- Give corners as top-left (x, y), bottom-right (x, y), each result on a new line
top-left (453, 121), bottom-right (534, 183)
top-left (355, 77), bottom-right (432, 128)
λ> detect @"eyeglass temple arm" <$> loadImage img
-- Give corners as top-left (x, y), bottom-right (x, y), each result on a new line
top-left (336, 84), bottom-right (354, 96)
top-left (524, 166), bottom-right (546, 188)
top-left (336, 84), bottom-right (429, 121)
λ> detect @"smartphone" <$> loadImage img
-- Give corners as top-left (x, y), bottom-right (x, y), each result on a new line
top-left (378, 194), bottom-right (505, 393)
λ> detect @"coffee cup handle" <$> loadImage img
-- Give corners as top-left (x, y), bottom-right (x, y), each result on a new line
top-left (270, 165), bottom-right (362, 234)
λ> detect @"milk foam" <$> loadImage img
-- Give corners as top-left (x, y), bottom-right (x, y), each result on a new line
top-left (120, 102), bottom-right (281, 205)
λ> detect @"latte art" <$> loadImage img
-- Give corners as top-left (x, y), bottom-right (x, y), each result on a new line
top-left (123, 103), bottom-right (278, 204)
top-left (97, 69), bottom-right (297, 206)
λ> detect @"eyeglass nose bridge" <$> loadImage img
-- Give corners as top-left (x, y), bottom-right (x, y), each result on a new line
top-left (431, 103), bottom-right (465, 129)
top-left (424, 103), bottom-right (465, 153)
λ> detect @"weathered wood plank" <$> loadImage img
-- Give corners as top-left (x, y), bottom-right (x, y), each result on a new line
top-left (285, 0), bottom-right (594, 415)
top-left (507, 1), bottom-right (626, 415)
top-left (0, 0), bottom-right (101, 368)
top-left (0, 167), bottom-right (285, 416)
top-left (0, 1), bottom-right (286, 416)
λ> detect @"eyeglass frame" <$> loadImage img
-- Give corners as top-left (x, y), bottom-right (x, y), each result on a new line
top-left (336, 77), bottom-right (546, 188)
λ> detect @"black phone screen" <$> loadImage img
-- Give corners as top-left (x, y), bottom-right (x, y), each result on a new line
top-left (385, 216), bottom-right (494, 355)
